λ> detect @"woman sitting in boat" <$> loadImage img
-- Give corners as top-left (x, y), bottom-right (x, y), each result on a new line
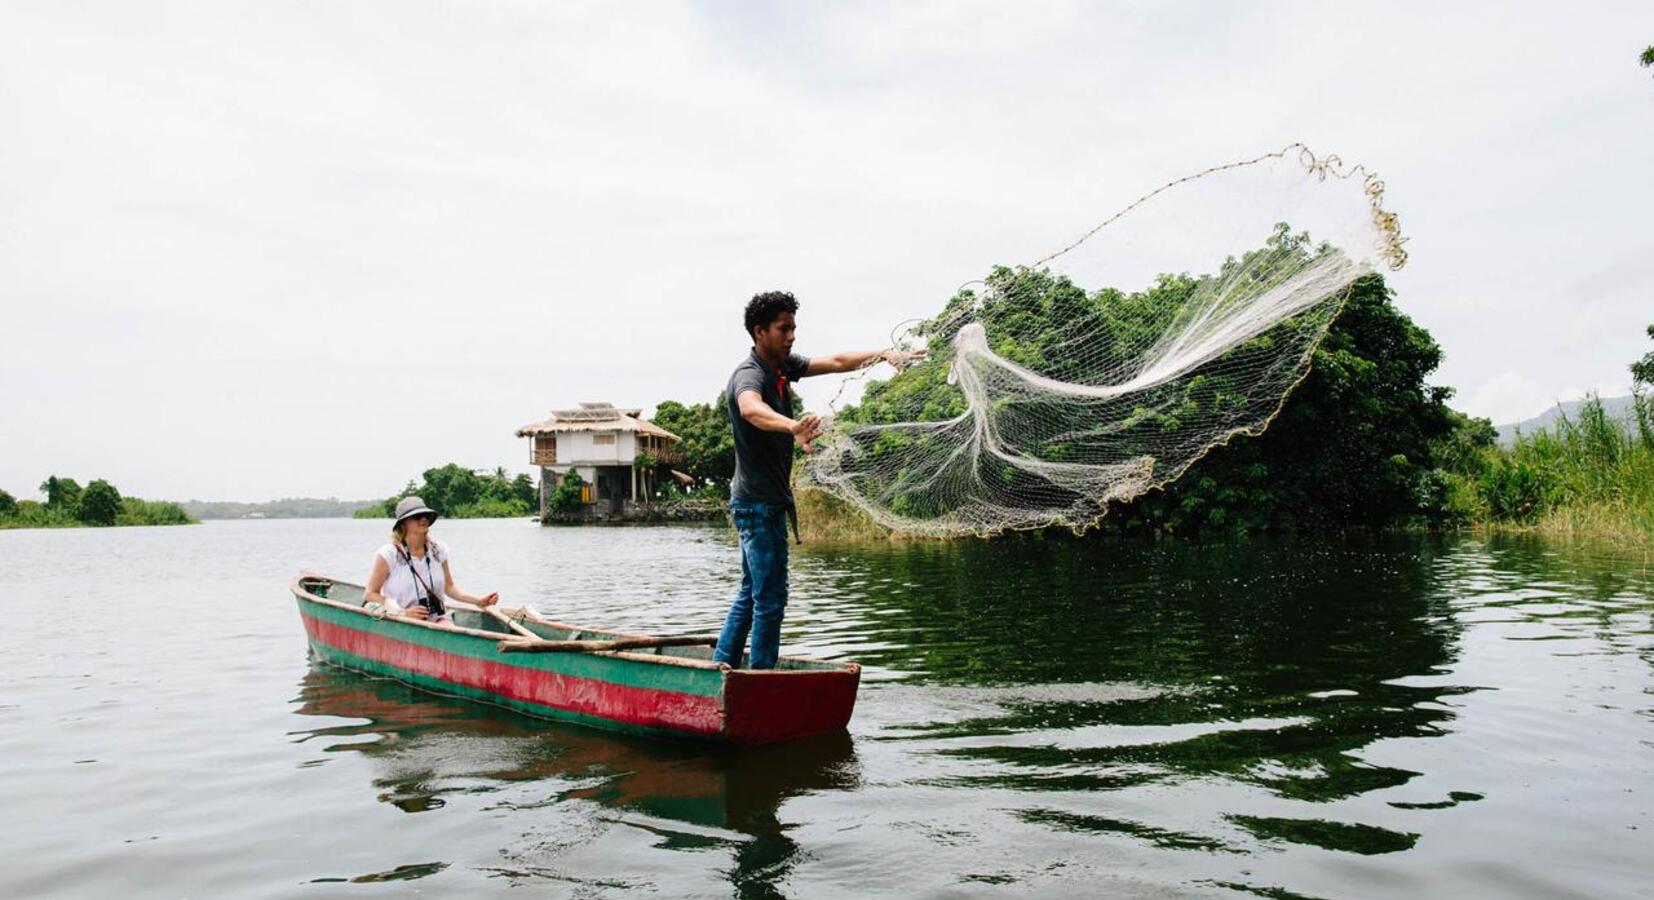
top-left (364, 496), bottom-right (499, 623)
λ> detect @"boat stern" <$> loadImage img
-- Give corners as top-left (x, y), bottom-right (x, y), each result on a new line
top-left (720, 663), bottom-right (860, 745)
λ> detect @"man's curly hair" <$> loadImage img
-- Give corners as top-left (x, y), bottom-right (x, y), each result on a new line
top-left (744, 291), bottom-right (799, 339)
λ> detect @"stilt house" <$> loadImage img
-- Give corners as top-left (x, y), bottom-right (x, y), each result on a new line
top-left (515, 402), bottom-right (682, 518)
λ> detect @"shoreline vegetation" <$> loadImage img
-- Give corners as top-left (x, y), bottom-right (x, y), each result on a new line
top-left (782, 272), bottom-right (1654, 549)
top-left (793, 388), bottom-right (1654, 549)
top-left (12, 290), bottom-right (1646, 545)
top-left (353, 464), bottom-right (539, 520)
top-left (0, 477), bottom-right (194, 530)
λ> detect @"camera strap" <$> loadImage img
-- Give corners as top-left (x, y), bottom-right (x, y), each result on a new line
top-left (397, 542), bottom-right (443, 616)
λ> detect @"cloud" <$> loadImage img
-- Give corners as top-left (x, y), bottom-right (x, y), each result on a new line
top-left (1458, 371), bottom-right (1608, 425)
top-left (3, 1), bottom-right (1653, 499)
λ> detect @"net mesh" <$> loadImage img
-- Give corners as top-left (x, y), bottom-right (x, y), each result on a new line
top-left (806, 145), bottom-right (1408, 537)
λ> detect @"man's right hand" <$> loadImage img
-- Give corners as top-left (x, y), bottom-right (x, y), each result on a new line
top-left (790, 414), bottom-right (824, 452)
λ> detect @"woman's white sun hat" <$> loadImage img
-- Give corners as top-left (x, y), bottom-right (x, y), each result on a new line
top-left (393, 496), bottom-right (438, 526)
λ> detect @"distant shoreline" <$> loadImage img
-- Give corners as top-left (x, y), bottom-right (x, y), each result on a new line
top-left (182, 498), bottom-right (382, 520)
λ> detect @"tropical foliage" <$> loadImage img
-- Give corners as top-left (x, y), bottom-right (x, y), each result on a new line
top-left (1103, 273), bottom-right (1481, 534)
top-left (1448, 324), bottom-right (1654, 541)
top-left (0, 476), bottom-right (195, 529)
top-left (651, 398), bottom-right (736, 491)
top-left (355, 464), bottom-right (538, 519)
top-left (829, 263), bottom-right (1489, 536)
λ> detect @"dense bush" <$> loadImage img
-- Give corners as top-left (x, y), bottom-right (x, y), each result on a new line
top-left (118, 498), bottom-right (194, 526)
top-left (548, 469), bottom-right (585, 513)
top-left (0, 477), bottom-right (195, 529)
top-left (77, 479), bottom-right (123, 526)
top-left (834, 267), bottom-right (1489, 536)
top-left (357, 464), bottom-right (537, 519)
top-left (652, 398), bottom-right (736, 493)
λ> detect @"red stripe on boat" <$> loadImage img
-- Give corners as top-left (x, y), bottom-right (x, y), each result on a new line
top-left (300, 611), bottom-right (724, 736)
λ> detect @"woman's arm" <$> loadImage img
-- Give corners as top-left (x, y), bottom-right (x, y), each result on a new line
top-left (367, 553), bottom-right (430, 618)
top-left (442, 560), bottom-right (498, 608)
top-left (365, 554), bottom-right (392, 606)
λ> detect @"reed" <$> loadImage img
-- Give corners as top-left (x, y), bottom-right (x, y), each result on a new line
top-left (792, 486), bottom-right (903, 542)
top-left (1475, 394), bottom-right (1654, 546)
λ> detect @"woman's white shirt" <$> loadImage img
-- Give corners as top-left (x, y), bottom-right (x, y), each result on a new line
top-left (376, 540), bottom-right (448, 616)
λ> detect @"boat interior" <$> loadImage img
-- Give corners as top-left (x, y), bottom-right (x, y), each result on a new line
top-left (297, 575), bottom-right (840, 671)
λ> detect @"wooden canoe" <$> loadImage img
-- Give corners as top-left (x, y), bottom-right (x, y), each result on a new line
top-left (289, 573), bottom-right (860, 745)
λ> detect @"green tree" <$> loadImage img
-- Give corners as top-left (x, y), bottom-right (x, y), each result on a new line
top-left (1631, 324), bottom-right (1654, 445)
top-left (40, 476), bottom-right (82, 511)
top-left (511, 473), bottom-right (537, 508)
top-left (836, 257), bottom-right (1480, 534)
top-left (549, 469), bottom-right (585, 513)
top-left (0, 489), bottom-right (15, 517)
top-left (1116, 274), bottom-right (1473, 534)
top-left (652, 398), bottom-right (736, 489)
top-left (77, 479), bottom-right (123, 526)
top-left (419, 463), bottom-right (484, 514)
top-left (1631, 324), bottom-right (1654, 387)
top-left (1641, 45), bottom-right (1654, 72)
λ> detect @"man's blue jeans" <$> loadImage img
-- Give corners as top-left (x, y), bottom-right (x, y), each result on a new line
top-left (713, 499), bottom-right (789, 669)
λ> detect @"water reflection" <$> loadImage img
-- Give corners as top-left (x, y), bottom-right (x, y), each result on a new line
top-left (291, 665), bottom-right (859, 824)
top-left (813, 536), bottom-right (1466, 816)
top-left (278, 527), bottom-right (1652, 896)
top-left (289, 664), bottom-right (859, 895)
top-left (791, 531), bottom-right (1651, 871)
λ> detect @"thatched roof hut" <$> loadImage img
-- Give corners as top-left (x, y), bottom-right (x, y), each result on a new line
top-left (515, 402), bottom-right (681, 443)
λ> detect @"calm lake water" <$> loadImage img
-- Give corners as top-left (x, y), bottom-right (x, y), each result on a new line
top-left (2, 519), bottom-right (1650, 898)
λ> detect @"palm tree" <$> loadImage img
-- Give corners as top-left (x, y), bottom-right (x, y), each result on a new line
top-left (1643, 45), bottom-right (1654, 70)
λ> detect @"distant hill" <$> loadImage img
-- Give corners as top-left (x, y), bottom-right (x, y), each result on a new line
top-left (1496, 395), bottom-right (1637, 446)
top-left (183, 497), bottom-right (381, 519)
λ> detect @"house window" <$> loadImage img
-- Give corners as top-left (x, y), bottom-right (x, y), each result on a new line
top-left (592, 433), bottom-right (616, 446)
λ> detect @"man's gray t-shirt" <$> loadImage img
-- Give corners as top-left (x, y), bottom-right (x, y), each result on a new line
top-left (727, 349), bottom-right (810, 505)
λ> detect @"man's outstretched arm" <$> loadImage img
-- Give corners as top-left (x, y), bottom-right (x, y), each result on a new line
top-left (804, 348), bottom-right (927, 377)
top-left (737, 390), bottom-right (824, 450)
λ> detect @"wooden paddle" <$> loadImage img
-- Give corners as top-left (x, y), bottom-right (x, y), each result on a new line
top-left (497, 635), bottom-right (719, 654)
top-left (439, 599), bottom-right (541, 640)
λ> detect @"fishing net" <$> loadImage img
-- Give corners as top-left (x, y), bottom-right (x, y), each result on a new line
top-left (806, 144), bottom-right (1408, 537)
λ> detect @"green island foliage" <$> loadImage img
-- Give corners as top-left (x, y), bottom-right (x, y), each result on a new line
top-left (354, 464), bottom-right (538, 519)
top-left (1102, 273), bottom-right (1479, 534)
top-left (651, 398), bottom-right (736, 492)
top-left (814, 269), bottom-right (1654, 545)
top-left (829, 261), bottom-right (1490, 536)
top-left (650, 388), bottom-right (810, 501)
top-left (0, 476), bottom-right (195, 529)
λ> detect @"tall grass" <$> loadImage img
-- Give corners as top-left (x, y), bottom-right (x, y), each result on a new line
top-left (793, 486), bottom-right (903, 542)
top-left (1483, 394), bottom-right (1654, 544)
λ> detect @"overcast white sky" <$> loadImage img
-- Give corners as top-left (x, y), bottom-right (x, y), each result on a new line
top-left (3, 1), bottom-right (1652, 502)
